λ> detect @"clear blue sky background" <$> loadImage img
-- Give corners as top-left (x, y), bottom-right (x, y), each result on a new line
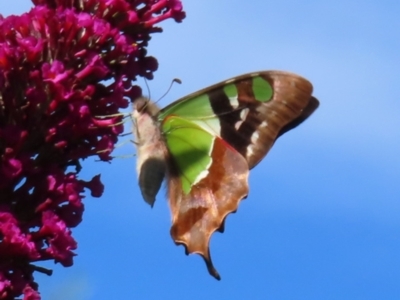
top-left (3, 1), bottom-right (400, 299)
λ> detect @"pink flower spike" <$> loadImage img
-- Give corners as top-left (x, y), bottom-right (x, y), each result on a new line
top-left (0, 0), bottom-right (185, 297)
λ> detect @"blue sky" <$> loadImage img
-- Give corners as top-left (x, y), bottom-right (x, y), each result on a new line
top-left (3, 1), bottom-right (400, 299)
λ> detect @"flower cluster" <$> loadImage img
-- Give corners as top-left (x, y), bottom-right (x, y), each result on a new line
top-left (0, 0), bottom-right (184, 299)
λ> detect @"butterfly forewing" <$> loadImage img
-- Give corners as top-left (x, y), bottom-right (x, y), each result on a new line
top-left (159, 71), bottom-right (319, 168)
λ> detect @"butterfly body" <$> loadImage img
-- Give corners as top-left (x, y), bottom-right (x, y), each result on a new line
top-left (132, 71), bottom-right (319, 280)
top-left (132, 99), bottom-right (167, 207)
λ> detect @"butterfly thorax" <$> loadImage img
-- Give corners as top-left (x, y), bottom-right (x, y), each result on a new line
top-left (132, 98), bottom-right (168, 207)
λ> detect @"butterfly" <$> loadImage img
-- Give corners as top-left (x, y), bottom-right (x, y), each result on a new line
top-left (132, 71), bottom-right (319, 280)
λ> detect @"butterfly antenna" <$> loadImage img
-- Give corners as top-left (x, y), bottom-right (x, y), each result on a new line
top-left (138, 78), bottom-right (152, 113)
top-left (153, 78), bottom-right (182, 106)
top-left (138, 78), bottom-right (181, 114)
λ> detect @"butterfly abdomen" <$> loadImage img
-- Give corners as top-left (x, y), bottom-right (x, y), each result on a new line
top-left (132, 99), bottom-right (168, 207)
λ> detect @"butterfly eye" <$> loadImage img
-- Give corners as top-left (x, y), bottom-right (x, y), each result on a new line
top-left (133, 97), bottom-right (160, 117)
top-left (133, 97), bottom-right (148, 113)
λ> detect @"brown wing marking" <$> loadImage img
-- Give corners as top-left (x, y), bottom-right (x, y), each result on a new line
top-left (242, 72), bottom-right (317, 168)
top-left (208, 71), bottom-right (318, 169)
top-left (167, 137), bottom-right (249, 280)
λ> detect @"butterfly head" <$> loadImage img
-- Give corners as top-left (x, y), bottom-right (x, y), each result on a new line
top-left (132, 97), bottom-right (160, 119)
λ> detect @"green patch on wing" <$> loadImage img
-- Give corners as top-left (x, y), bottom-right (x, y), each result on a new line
top-left (159, 93), bottom-right (215, 120)
top-left (159, 92), bottom-right (222, 137)
top-left (223, 83), bottom-right (237, 98)
top-left (162, 116), bottom-right (214, 194)
top-left (252, 76), bottom-right (273, 102)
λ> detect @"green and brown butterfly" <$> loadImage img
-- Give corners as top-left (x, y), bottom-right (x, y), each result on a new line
top-left (132, 70), bottom-right (319, 280)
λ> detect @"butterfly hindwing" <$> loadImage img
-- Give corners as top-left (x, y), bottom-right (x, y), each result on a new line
top-left (164, 128), bottom-right (249, 280)
top-left (161, 115), bottom-right (250, 279)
